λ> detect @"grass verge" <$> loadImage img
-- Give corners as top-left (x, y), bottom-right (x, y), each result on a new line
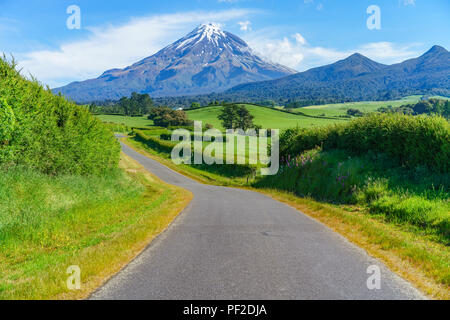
top-left (123, 135), bottom-right (450, 300)
top-left (0, 153), bottom-right (192, 300)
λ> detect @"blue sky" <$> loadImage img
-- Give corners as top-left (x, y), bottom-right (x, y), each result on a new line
top-left (0, 0), bottom-right (448, 87)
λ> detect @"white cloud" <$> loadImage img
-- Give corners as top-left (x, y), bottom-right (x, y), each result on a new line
top-left (17, 9), bottom-right (254, 88)
top-left (238, 21), bottom-right (252, 31)
top-left (356, 42), bottom-right (419, 63)
top-left (294, 33), bottom-right (307, 45)
top-left (316, 3), bottom-right (323, 11)
top-left (246, 32), bottom-right (420, 72)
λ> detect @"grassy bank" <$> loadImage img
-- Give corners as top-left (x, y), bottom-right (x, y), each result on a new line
top-left (255, 148), bottom-right (449, 245)
top-left (0, 154), bottom-right (192, 300)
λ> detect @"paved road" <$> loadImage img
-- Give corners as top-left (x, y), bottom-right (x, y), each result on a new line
top-left (90, 141), bottom-right (425, 300)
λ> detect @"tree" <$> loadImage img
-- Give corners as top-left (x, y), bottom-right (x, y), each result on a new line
top-left (218, 104), bottom-right (255, 130)
top-left (413, 101), bottom-right (433, 115)
top-left (149, 107), bottom-right (191, 127)
top-left (135, 93), bottom-right (153, 114)
top-left (118, 93), bottom-right (154, 116)
top-left (347, 108), bottom-right (364, 117)
top-left (236, 105), bottom-right (255, 130)
top-left (218, 105), bottom-right (238, 129)
top-left (119, 97), bottom-right (131, 116)
top-left (190, 102), bottom-right (201, 109)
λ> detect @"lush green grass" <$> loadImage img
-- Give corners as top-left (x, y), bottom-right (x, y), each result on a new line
top-left (294, 95), bottom-right (450, 118)
top-left (102, 122), bottom-right (131, 133)
top-left (96, 115), bottom-right (154, 128)
top-left (0, 156), bottom-right (192, 299)
top-left (186, 104), bottom-right (346, 130)
top-left (97, 105), bottom-right (347, 131)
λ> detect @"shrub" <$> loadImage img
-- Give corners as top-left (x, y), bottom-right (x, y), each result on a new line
top-left (280, 114), bottom-right (450, 172)
top-left (0, 57), bottom-right (120, 175)
top-left (148, 107), bottom-right (192, 127)
top-left (347, 108), bottom-right (364, 117)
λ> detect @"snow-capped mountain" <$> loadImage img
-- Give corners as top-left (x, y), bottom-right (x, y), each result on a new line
top-left (54, 23), bottom-right (296, 102)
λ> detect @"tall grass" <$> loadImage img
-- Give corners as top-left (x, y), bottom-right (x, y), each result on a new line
top-left (0, 167), bottom-right (143, 246)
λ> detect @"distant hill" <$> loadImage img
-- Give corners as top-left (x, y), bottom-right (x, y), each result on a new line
top-left (222, 45), bottom-right (450, 102)
top-left (53, 23), bottom-right (295, 103)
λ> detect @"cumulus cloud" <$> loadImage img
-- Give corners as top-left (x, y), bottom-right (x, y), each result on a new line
top-left (246, 32), bottom-right (420, 72)
top-left (17, 9), bottom-right (254, 88)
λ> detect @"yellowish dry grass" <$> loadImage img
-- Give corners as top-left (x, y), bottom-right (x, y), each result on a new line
top-left (0, 153), bottom-right (192, 300)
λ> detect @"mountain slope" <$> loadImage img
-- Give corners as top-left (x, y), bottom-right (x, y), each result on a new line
top-left (54, 23), bottom-right (295, 102)
top-left (224, 45), bottom-right (450, 102)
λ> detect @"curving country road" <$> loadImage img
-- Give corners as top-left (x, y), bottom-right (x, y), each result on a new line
top-left (90, 141), bottom-right (425, 300)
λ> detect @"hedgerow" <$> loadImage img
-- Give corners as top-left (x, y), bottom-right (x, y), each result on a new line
top-left (0, 57), bottom-right (120, 175)
top-left (281, 113), bottom-right (450, 172)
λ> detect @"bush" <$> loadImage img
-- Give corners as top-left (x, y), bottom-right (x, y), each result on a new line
top-left (0, 57), bottom-right (120, 175)
top-left (281, 114), bottom-right (450, 172)
top-left (148, 107), bottom-right (192, 127)
top-left (347, 108), bottom-right (364, 117)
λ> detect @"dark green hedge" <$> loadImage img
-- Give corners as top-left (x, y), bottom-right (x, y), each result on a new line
top-left (281, 114), bottom-right (450, 172)
top-left (0, 57), bottom-right (120, 175)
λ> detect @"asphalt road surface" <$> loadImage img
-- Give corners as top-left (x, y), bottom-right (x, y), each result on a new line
top-left (90, 141), bottom-right (425, 300)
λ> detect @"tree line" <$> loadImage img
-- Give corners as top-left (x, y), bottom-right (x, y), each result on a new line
top-left (88, 92), bottom-right (154, 116)
top-left (377, 98), bottom-right (450, 118)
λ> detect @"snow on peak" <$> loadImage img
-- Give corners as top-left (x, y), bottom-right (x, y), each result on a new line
top-left (174, 23), bottom-right (228, 49)
top-left (198, 23), bottom-right (225, 37)
top-left (195, 23), bottom-right (227, 45)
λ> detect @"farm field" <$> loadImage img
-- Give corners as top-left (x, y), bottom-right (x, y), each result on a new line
top-left (294, 95), bottom-right (450, 118)
top-left (97, 104), bottom-right (344, 130)
top-left (186, 104), bottom-right (345, 130)
top-left (96, 114), bottom-right (154, 127)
